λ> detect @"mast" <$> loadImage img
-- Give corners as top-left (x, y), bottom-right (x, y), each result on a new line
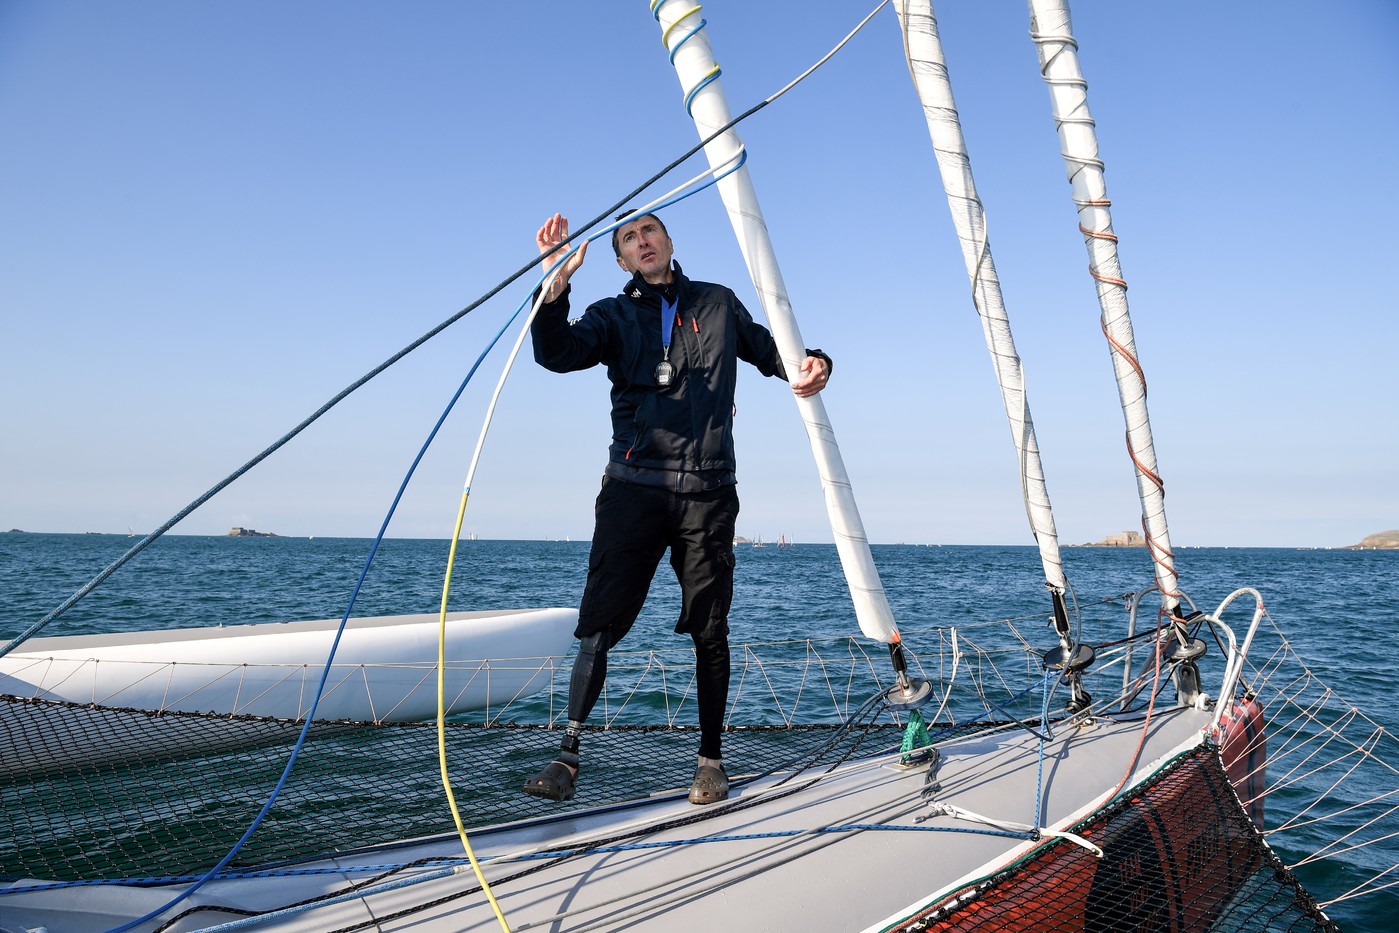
top-left (648, 0), bottom-right (899, 647)
top-left (1026, 0), bottom-right (1183, 621)
top-left (894, 0), bottom-right (1092, 708)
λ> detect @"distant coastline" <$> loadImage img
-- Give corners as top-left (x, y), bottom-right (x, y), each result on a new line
top-left (1066, 528), bottom-right (1399, 549)
top-left (5, 528), bottom-right (1398, 549)
top-left (1348, 530), bottom-right (1399, 550)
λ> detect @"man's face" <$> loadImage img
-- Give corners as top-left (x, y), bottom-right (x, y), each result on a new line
top-left (614, 216), bottom-right (674, 283)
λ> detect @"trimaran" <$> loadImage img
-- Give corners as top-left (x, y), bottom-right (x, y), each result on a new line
top-left (3, 2), bottom-right (1396, 932)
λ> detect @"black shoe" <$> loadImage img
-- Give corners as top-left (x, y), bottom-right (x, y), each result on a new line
top-left (524, 752), bottom-right (579, 802)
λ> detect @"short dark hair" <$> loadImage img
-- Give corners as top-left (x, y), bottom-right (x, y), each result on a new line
top-left (611, 210), bottom-right (669, 256)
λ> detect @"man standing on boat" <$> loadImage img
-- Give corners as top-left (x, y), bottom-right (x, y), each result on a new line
top-left (524, 211), bottom-right (831, 805)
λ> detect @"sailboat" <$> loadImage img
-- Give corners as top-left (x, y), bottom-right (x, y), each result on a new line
top-left (3, 2), bottom-right (1394, 932)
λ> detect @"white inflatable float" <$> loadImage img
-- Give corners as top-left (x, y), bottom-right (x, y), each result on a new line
top-left (0, 608), bottom-right (577, 722)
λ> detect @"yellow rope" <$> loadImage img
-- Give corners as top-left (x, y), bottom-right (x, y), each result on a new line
top-left (658, 3), bottom-right (702, 49)
top-left (436, 487), bottom-right (512, 933)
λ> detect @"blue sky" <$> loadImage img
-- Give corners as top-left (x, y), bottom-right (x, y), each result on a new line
top-left (2, 1), bottom-right (1396, 548)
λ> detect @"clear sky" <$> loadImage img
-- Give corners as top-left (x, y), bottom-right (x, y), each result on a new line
top-left (2, 1), bottom-right (1396, 548)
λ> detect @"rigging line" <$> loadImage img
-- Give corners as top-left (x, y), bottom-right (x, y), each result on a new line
top-left (1263, 704), bottom-right (1363, 795)
top-left (1029, 672), bottom-right (1056, 829)
top-left (513, 826), bottom-right (1035, 933)
top-left (177, 867), bottom-right (464, 933)
top-left (5, 855), bottom-right (481, 894)
top-left (513, 776), bottom-right (938, 932)
top-left (1107, 614), bottom-right (1166, 802)
top-left (2, 0), bottom-right (875, 658)
top-left (757, 0), bottom-right (891, 103)
top-left (1324, 874), bottom-right (1399, 908)
top-left (1293, 797), bottom-right (1399, 867)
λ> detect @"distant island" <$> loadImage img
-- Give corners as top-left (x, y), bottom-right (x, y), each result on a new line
top-left (227, 527), bottom-right (278, 538)
top-left (1087, 530), bottom-right (1146, 547)
top-left (1349, 530), bottom-right (1399, 550)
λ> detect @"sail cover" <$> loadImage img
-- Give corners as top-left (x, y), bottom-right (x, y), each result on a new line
top-left (650, 0), bottom-right (899, 644)
top-left (1027, 0), bottom-right (1181, 613)
top-left (894, 0), bottom-right (1069, 599)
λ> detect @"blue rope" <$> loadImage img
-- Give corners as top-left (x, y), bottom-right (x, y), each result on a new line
top-left (667, 17), bottom-right (707, 63)
top-left (975, 679), bottom-right (1054, 742)
top-left (652, 3), bottom-right (723, 118)
top-left (683, 68), bottom-right (723, 115)
top-left (177, 865), bottom-right (462, 933)
top-left (1, 861), bottom-right (424, 894)
top-left (1030, 671), bottom-right (1055, 835)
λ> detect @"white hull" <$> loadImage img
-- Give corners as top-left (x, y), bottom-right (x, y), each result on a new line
top-left (0, 609), bottom-right (576, 722)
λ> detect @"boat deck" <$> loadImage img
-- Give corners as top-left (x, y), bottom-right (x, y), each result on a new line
top-left (3, 706), bottom-right (1215, 932)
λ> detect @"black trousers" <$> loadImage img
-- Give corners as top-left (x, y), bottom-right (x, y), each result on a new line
top-left (568, 477), bottom-right (739, 759)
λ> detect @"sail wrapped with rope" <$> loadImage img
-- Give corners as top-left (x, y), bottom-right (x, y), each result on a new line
top-left (1026, 0), bottom-right (1182, 617)
top-left (894, 0), bottom-right (1092, 706)
top-left (649, 0), bottom-right (898, 646)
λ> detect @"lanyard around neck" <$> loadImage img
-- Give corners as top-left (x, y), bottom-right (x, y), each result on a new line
top-left (660, 295), bottom-right (677, 358)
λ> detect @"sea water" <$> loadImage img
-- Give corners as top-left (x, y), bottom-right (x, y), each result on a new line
top-left (2, 532), bottom-right (1396, 929)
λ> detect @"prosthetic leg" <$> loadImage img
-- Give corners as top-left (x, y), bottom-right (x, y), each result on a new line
top-left (523, 631), bottom-right (610, 801)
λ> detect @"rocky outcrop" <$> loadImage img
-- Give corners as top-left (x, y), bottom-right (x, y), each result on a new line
top-left (1093, 530), bottom-right (1146, 547)
top-left (1349, 530), bottom-right (1399, 550)
top-left (226, 527), bottom-right (278, 538)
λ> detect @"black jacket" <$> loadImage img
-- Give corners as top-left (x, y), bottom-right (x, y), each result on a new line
top-left (531, 264), bottom-right (791, 486)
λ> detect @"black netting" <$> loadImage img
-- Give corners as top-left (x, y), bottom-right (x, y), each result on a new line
top-left (893, 746), bottom-right (1340, 933)
top-left (3, 693), bottom-right (937, 881)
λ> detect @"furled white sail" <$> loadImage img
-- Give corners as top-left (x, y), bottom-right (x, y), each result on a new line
top-left (650, 0), bottom-right (898, 644)
top-left (1027, 0), bottom-right (1181, 614)
top-left (894, 0), bottom-right (1068, 600)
